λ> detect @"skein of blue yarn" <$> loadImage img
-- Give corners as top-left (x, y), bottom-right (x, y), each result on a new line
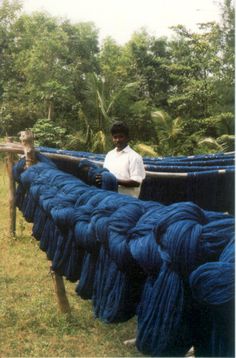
top-left (73, 188), bottom-right (119, 299)
top-left (189, 237), bottom-right (235, 357)
top-left (190, 262), bottom-right (234, 305)
top-left (134, 202), bottom-right (234, 357)
top-left (87, 194), bottom-right (146, 323)
top-left (78, 159), bottom-right (118, 191)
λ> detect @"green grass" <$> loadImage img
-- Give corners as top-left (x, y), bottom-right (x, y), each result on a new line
top-left (0, 160), bottom-right (142, 357)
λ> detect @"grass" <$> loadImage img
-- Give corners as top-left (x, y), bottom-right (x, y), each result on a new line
top-left (0, 160), bottom-right (142, 357)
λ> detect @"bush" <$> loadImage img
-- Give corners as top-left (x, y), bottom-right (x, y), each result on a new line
top-left (31, 118), bottom-right (67, 148)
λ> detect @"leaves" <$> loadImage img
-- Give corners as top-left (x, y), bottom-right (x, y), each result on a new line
top-left (0, 0), bottom-right (234, 154)
top-left (31, 118), bottom-right (67, 147)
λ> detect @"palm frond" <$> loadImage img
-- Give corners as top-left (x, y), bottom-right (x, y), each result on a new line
top-left (91, 130), bottom-right (107, 153)
top-left (199, 137), bottom-right (224, 150)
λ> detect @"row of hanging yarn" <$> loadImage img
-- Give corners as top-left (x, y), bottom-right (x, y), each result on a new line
top-left (37, 146), bottom-right (234, 167)
top-left (37, 146), bottom-right (235, 214)
top-left (12, 154), bottom-right (234, 357)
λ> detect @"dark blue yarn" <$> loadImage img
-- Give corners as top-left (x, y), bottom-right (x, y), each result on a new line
top-left (189, 262), bottom-right (234, 305)
top-left (154, 202), bottom-right (207, 240)
top-left (20, 190), bottom-right (37, 222)
top-left (73, 191), bottom-right (120, 299)
top-left (198, 217), bottom-right (235, 262)
top-left (190, 234), bottom-right (235, 306)
top-left (87, 195), bottom-right (146, 322)
top-left (32, 206), bottom-right (48, 240)
top-left (12, 157), bottom-right (26, 182)
top-left (136, 265), bottom-right (191, 357)
top-left (140, 169), bottom-right (234, 214)
top-left (37, 145), bottom-right (234, 165)
top-left (73, 205), bottom-right (100, 297)
top-left (12, 152), bottom-right (235, 357)
top-left (92, 246), bottom-right (142, 323)
top-left (132, 201), bottom-right (234, 357)
top-left (78, 159), bottom-right (118, 191)
top-left (145, 164), bottom-right (234, 172)
top-left (128, 203), bottom-right (164, 275)
top-left (36, 146), bottom-right (234, 213)
top-left (13, 159), bottom-right (28, 211)
top-left (15, 182), bottom-right (26, 210)
top-left (106, 202), bottom-right (145, 271)
top-left (13, 158), bottom-right (89, 282)
top-left (133, 203), bottom-right (203, 356)
top-left (75, 251), bottom-right (99, 299)
top-left (146, 160), bottom-right (233, 167)
top-left (220, 237), bottom-right (235, 263)
top-left (73, 206), bottom-right (98, 252)
top-left (189, 237), bottom-right (235, 357)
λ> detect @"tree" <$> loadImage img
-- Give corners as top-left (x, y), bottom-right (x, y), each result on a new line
top-left (127, 29), bottom-right (171, 109)
top-left (79, 72), bottom-right (139, 152)
top-left (168, 23), bottom-right (222, 119)
top-left (0, 0), bottom-right (24, 134)
top-left (151, 110), bottom-right (183, 155)
top-left (216, 0), bottom-right (235, 114)
top-left (0, 6), bottom-right (100, 135)
top-left (13, 12), bottom-right (75, 120)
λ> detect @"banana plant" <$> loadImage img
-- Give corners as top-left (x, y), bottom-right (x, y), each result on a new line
top-left (151, 110), bottom-right (183, 155)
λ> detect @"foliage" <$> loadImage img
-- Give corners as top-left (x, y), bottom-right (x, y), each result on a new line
top-left (0, 0), bottom-right (234, 155)
top-left (151, 110), bottom-right (183, 155)
top-left (199, 134), bottom-right (235, 152)
top-left (65, 131), bottom-right (89, 151)
top-left (31, 118), bottom-right (67, 147)
top-left (132, 142), bottom-right (158, 157)
top-left (91, 130), bottom-right (107, 153)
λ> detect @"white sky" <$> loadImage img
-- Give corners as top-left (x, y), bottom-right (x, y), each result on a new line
top-left (22, 0), bottom-right (222, 44)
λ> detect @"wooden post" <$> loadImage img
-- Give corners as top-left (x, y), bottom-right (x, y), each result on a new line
top-left (6, 137), bottom-right (16, 237)
top-left (50, 268), bottom-right (71, 314)
top-left (19, 130), bottom-right (71, 314)
top-left (19, 130), bottom-right (36, 168)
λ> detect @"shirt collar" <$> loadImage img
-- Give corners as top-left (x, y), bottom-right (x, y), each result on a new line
top-left (116, 145), bottom-right (131, 153)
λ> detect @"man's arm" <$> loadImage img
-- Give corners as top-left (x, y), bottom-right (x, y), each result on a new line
top-left (95, 175), bottom-right (140, 188)
top-left (116, 178), bottom-right (140, 187)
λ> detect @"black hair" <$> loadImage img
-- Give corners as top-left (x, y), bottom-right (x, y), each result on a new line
top-left (110, 121), bottom-right (129, 137)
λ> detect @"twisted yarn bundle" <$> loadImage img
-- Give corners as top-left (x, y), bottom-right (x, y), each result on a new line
top-left (13, 153), bottom-right (234, 357)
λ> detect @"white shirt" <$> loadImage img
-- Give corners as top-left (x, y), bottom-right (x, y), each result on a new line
top-left (103, 145), bottom-right (146, 198)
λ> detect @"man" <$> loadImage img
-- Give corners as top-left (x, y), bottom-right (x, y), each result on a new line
top-left (96, 121), bottom-right (145, 346)
top-left (97, 121), bottom-right (146, 198)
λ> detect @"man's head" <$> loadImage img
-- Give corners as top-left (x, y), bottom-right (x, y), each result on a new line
top-left (110, 121), bottom-right (129, 151)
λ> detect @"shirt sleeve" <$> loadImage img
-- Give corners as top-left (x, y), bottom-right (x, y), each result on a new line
top-left (103, 153), bottom-right (109, 169)
top-left (129, 155), bottom-right (146, 183)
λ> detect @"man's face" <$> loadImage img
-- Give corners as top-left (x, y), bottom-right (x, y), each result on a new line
top-left (112, 132), bottom-right (129, 151)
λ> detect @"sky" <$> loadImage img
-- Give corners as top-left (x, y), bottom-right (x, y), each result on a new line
top-left (22, 0), bottom-right (222, 44)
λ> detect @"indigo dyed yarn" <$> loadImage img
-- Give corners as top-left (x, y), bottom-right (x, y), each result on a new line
top-left (12, 151), bottom-right (235, 357)
top-left (78, 159), bottom-right (118, 191)
top-left (36, 146), bottom-right (234, 213)
top-left (134, 202), bottom-right (204, 356)
top-left (189, 238), bottom-right (235, 357)
top-left (133, 201), bottom-right (234, 357)
top-left (90, 195), bottom-right (146, 323)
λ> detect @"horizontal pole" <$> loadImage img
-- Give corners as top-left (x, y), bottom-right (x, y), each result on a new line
top-left (42, 152), bottom-right (104, 167)
top-left (0, 142), bottom-right (232, 178)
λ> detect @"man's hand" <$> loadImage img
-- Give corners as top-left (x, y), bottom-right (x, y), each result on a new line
top-left (95, 174), bottom-right (102, 187)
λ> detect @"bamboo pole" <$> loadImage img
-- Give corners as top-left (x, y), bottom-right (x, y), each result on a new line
top-left (5, 137), bottom-right (16, 237)
top-left (0, 142), bottom-right (232, 177)
top-left (19, 131), bottom-right (71, 314)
